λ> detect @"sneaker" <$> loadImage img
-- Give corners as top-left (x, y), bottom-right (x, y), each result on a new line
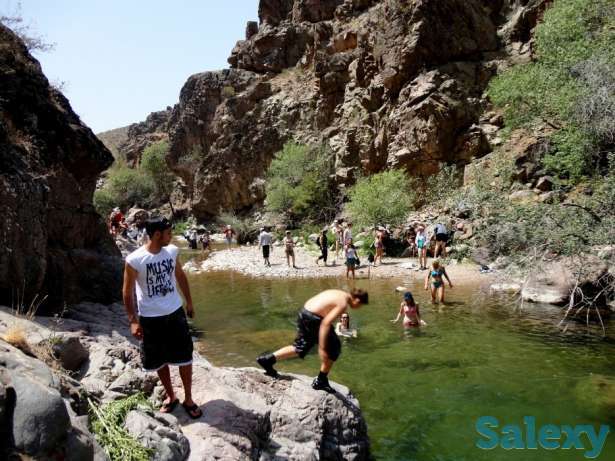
top-left (311, 376), bottom-right (335, 393)
top-left (256, 354), bottom-right (279, 378)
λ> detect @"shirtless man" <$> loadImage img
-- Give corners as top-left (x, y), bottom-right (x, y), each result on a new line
top-left (256, 288), bottom-right (369, 392)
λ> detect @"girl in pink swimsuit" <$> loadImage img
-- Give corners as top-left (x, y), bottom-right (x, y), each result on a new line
top-left (391, 292), bottom-right (425, 328)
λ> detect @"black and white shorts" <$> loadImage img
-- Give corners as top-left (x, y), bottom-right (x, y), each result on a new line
top-left (139, 306), bottom-right (193, 371)
top-left (293, 308), bottom-right (341, 361)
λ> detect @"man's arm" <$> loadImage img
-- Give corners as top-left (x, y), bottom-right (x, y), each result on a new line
top-left (122, 263), bottom-right (142, 340)
top-left (175, 256), bottom-right (194, 318)
top-left (319, 305), bottom-right (346, 357)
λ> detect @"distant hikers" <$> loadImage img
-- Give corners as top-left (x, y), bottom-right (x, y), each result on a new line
top-left (343, 222), bottom-right (353, 247)
top-left (425, 260), bottom-right (453, 304)
top-left (433, 222), bottom-right (449, 259)
top-left (109, 207), bottom-right (126, 238)
top-left (335, 312), bottom-right (357, 338)
top-left (123, 217), bottom-right (202, 419)
top-left (345, 239), bottom-right (359, 279)
top-left (198, 228), bottom-right (210, 252)
top-left (187, 227), bottom-right (198, 250)
top-left (332, 220), bottom-right (344, 265)
top-left (316, 228), bottom-right (328, 266)
top-left (284, 230), bottom-right (297, 268)
top-left (258, 226), bottom-right (273, 267)
top-left (223, 224), bottom-right (236, 248)
top-left (391, 291), bottom-right (426, 328)
top-left (256, 288), bottom-right (369, 392)
top-left (415, 225), bottom-right (428, 270)
top-left (374, 226), bottom-right (385, 266)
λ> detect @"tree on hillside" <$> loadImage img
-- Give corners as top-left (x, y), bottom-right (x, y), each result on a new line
top-left (265, 141), bottom-right (336, 225)
top-left (346, 170), bottom-right (415, 228)
top-left (140, 141), bottom-right (176, 217)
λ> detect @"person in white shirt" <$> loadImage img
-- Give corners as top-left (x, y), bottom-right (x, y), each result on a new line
top-left (343, 222), bottom-right (353, 248)
top-left (258, 227), bottom-right (273, 267)
top-left (123, 217), bottom-right (202, 419)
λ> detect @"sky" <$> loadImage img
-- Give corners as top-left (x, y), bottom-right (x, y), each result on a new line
top-left (1, 0), bottom-right (258, 133)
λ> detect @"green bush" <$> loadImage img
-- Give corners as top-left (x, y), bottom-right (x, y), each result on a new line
top-left (265, 142), bottom-right (336, 225)
top-left (346, 170), bottom-right (414, 227)
top-left (487, 0), bottom-right (615, 182)
top-left (93, 188), bottom-right (117, 218)
top-left (141, 141), bottom-right (177, 214)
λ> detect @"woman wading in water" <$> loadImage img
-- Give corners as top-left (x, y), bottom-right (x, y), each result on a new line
top-left (425, 260), bottom-right (453, 304)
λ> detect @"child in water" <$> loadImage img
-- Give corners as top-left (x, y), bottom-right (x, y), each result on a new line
top-left (335, 313), bottom-right (357, 338)
top-left (391, 292), bottom-right (426, 328)
top-left (424, 260), bottom-right (453, 304)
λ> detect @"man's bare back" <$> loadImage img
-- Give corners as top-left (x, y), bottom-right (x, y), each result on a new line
top-left (304, 289), bottom-right (351, 317)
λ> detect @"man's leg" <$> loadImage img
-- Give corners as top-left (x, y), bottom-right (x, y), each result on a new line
top-left (157, 365), bottom-right (175, 407)
top-left (179, 364), bottom-right (202, 418)
top-left (257, 345), bottom-right (297, 377)
top-left (312, 338), bottom-right (338, 393)
top-left (179, 364), bottom-right (194, 405)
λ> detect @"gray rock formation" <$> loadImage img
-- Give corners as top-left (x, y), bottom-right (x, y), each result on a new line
top-left (0, 303), bottom-right (371, 459)
top-left (0, 24), bottom-right (122, 312)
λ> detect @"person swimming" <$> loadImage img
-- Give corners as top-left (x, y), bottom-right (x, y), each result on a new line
top-left (424, 260), bottom-right (453, 304)
top-left (391, 292), bottom-right (426, 328)
top-left (335, 313), bottom-right (357, 338)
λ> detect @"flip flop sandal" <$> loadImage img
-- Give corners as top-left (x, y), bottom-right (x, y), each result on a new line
top-left (160, 398), bottom-right (179, 413)
top-left (182, 402), bottom-right (203, 419)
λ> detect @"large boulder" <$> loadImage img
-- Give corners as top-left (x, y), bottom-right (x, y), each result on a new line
top-left (1, 341), bottom-right (70, 456)
top-left (0, 24), bottom-right (122, 312)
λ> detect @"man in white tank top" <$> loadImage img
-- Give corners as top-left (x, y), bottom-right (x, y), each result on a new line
top-left (123, 217), bottom-right (202, 419)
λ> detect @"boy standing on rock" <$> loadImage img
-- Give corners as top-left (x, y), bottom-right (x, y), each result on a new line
top-left (122, 217), bottom-right (202, 419)
top-left (256, 288), bottom-right (368, 392)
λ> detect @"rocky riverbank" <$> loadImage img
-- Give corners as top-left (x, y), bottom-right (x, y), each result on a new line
top-left (0, 303), bottom-right (370, 460)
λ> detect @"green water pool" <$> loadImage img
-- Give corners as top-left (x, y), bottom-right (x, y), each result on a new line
top-left (183, 251), bottom-right (615, 460)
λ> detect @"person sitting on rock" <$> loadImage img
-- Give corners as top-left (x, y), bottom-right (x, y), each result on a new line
top-left (123, 217), bottom-right (202, 419)
top-left (256, 288), bottom-right (369, 392)
top-left (425, 260), bottom-right (453, 304)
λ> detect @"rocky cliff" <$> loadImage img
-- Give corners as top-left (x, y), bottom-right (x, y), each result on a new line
top-left (110, 0), bottom-right (548, 219)
top-left (0, 24), bottom-right (122, 312)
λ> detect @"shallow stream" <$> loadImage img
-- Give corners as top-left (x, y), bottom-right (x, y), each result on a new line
top-left (183, 248), bottom-right (615, 460)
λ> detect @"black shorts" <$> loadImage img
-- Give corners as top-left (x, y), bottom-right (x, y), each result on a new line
top-left (436, 233), bottom-right (448, 242)
top-left (293, 309), bottom-right (341, 361)
top-left (262, 245), bottom-right (270, 258)
top-left (139, 306), bottom-right (193, 371)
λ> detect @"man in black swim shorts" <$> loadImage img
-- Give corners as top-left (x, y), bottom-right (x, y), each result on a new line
top-left (256, 288), bottom-right (368, 392)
